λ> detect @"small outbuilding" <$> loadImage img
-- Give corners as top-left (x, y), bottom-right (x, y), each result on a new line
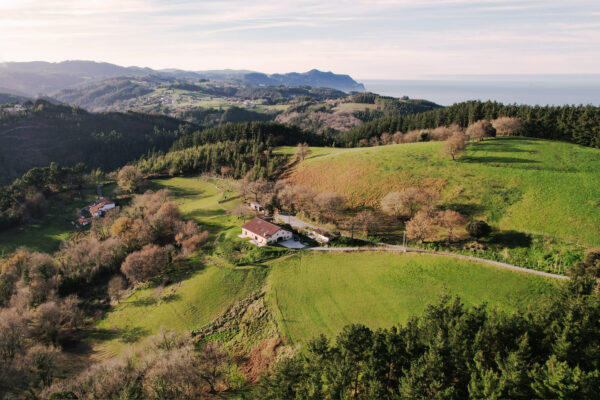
top-left (249, 202), bottom-right (264, 212)
top-left (308, 228), bottom-right (333, 243)
top-left (241, 217), bottom-right (292, 246)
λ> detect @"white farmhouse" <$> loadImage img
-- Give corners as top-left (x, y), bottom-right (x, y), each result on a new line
top-left (249, 202), bottom-right (264, 212)
top-left (241, 217), bottom-right (292, 246)
top-left (89, 198), bottom-right (116, 217)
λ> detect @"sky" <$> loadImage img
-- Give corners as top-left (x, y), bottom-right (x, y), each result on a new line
top-left (0, 0), bottom-right (599, 79)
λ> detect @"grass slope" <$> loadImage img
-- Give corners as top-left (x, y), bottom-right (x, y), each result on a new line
top-left (284, 137), bottom-right (600, 247)
top-left (266, 252), bottom-right (559, 343)
top-left (92, 176), bottom-right (246, 356)
top-left (147, 176), bottom-right (242, 236)
top-left (94, 264), bottom-right (267, 358)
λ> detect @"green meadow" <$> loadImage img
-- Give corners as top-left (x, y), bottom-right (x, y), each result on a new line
top-left (94, 263), bottom-right (267, 358)
top-left (266, 251), bottom-right (559, 343)
top-left (147, 176), bottom-right (243, 237)
top-left (283, 137), bottom-right (600, 247)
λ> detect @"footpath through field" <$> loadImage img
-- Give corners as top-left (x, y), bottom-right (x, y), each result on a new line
top-left (274, 213), bottom-right (568, 280)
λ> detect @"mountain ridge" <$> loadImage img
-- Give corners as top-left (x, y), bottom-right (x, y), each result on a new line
top-left (0, 60), bottom-right (365, 96)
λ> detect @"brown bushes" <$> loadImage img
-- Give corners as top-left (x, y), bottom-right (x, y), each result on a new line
top-left (121, 244), bottom-right (171, 284)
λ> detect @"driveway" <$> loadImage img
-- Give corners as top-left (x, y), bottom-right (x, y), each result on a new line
top-left (279, 239), bottom-right (308, 249)
top-left (274, 213), bottom-right (324, 232)
top-left (275, 214), bottom-right (567, 280)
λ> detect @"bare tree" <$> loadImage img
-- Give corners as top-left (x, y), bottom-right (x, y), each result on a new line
top-left (466, 119), bottom-right (496, 141)
top-left (0, 308), bottom-right (28, 362)
top-left (30, 296), bottom-right (83, 345)
top-left (107, 275), bottom-right (126, 303)
top-left (197, 342), bottom-right (229, 394)
top-left (121, 244), bottom-right (170, 284)
top-left (441, 132), bottom-right (468, 161)
top-left (437, 210), bottom-right (466, 243)
top-left (406, 211), bottom-right (437, 243)
top-left (492, 117), bottom-right (522, 136)
top-left (248, 179), bottom-right (271, 202)
top-left (117, 166), bottom-right (144, 194)
top-left (381, 188), bottom-right (438, 220)
top-left (232, 204), bottom-right (252, 222)
top-left (295, 142), bottom-right (311, 161)
top-left (315, 192), bottom-right (346, 223)
top-left (381, 192), bottom-right (404, 219)
top-left (352, 210), bottom-right (378, 237)
top-left (380, 132), bottom-right (393, 145)
top-left (392, 131), bottom-right (404, 144)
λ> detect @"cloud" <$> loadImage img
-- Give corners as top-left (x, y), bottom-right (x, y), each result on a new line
top-left (0, 0), bottom-right (598, 77)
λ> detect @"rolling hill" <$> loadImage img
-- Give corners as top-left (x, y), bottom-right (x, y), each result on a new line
top-left (284, 137), bottom-right (600, 247)
top-left (0, 100), bottom-right (192, 184)
top-left (90, 175), bottom-right (560, 356)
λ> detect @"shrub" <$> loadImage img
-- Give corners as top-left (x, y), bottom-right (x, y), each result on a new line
top-left (121, 244), bottom-right (170, 284)
top-left (467, 220), bottom-right (492, 240)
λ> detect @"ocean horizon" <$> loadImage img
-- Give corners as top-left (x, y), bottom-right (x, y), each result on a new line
top-left (361, 77), bottom-right (600, 106)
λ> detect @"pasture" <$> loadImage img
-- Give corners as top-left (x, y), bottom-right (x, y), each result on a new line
top-left (283, 137), bottom-right (600, 247)
top-left (266, 251), bottom-right (559, 343)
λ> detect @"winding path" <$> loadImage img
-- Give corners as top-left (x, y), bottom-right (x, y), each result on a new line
top-left (274, 214), bottom-right (567, 280)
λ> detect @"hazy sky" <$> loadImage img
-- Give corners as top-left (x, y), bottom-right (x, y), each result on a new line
top-left (0, 0), bottom-right (599, 78)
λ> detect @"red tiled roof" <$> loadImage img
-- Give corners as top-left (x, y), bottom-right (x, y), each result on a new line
top-left (242, 217), bottom-right (283, 238)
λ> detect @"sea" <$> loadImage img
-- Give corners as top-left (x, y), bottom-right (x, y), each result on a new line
top-left (361, 75), bottom-right (600, 106)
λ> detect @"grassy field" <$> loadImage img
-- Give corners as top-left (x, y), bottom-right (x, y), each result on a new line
top-left (282, 137), bottom-right (600, 247)
top-left (147, 176), bottom-right (243, 236)
top-left (266, 251), bottom-right (559, 343)
top-left (0, 183), bottom-right (116, 254)
top-left (93, 263), bottom-right (267, 358)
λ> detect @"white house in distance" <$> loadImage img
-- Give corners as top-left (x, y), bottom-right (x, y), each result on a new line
top-left (89, 198), bottom-right (116, 217)
top-left (241, 217), bottom-right (292, 246)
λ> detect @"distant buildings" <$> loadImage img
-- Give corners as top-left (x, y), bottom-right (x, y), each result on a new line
top-left (241, 217), bottom-right (292, 246)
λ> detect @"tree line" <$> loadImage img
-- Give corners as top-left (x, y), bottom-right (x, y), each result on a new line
top-left (334, 101), bottom-right (600, 148)
top-left (170, 121), bottom-right (327, 150)
top-left (136, 140), bottom-right (287, 180)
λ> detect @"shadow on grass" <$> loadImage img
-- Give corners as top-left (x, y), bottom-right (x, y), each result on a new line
top-left (87, 327), bottom-right (122, 341)
top-left (121, 326), bottom-right (151, 343)
top-left (186, 208), bottom-right (226, 220)
top-left (160, 292), bottom-right (181, 303)
top-left (462, 156), bottom-right (539, 165)
top-left (488, 230), bottom-right (532, 248)
top-left (444, 203), bottom-right (486, 217)
top-left (128, 297), bottom-right (158, 307)
top-left (146, 180), bottom-right (205, 198)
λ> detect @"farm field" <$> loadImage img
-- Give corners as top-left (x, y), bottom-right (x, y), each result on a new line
top-left (282, 137), bottom-right (600, 247)
top-left (0, 183), bottom-right (116, 254)
top-left (266, 251), bottom-right (559, 343)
